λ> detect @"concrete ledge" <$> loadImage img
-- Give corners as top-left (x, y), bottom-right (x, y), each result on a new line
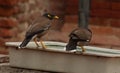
top-left (0, 65), bottom-right (51, 73)
top-left (0, 54), bottom-right (9, 63)
top-left (5, 41), bottom-right (120, 73)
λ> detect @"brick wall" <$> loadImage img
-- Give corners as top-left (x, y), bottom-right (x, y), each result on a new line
top-left (0, 0), bottom-right (120, 54)
top-left (0, 0), bottom-right (65, 53)
top-left (65, 0), bottom-right (120, 28)
top-left (65, 0), bottom-right (120, 49)
top-left (90, 0), bottom-right (120, 27)
top-left (0, 0), bottom-right (20, 53)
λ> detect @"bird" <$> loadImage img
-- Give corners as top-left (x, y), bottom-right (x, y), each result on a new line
top-left (18, 13), bottom-right (59, 49)
top-left (66, 27), bottom-right (92, 53)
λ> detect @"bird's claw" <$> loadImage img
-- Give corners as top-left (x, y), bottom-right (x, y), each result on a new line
top-left (82, 50), bottom-right (85, 53)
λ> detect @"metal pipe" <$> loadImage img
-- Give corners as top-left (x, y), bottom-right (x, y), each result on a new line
top-left (78, 0), bottom-right (91, 28)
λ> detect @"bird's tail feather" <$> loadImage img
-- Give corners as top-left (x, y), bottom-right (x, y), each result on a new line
top-left (19, 37), bottom-right (32, 48)
top-left (66, 38), bottom-right (77, 51)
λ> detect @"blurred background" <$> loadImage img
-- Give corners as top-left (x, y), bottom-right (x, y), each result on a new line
top-left (0, 0), bottom-right (120, 54)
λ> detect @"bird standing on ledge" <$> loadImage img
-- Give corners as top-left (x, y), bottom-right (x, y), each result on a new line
top-left (66, 27), bottom-right (92, 53)
top-left (18, 13), bottom-right (59, 49)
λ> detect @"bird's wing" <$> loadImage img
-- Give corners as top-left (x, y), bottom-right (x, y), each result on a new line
top-left (70, 28), bottom-right (92, 41)
top-left (25, 17), bottom-right (51, 37)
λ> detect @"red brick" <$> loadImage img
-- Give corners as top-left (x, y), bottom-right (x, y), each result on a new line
top-left (62, 23), bottom-right (77, 33)
top-left (90, 25), bottom-right (120, 38)
top-left (111, 11), bottom-right (120, 18)
top-left (89, 25), bottom-right (120, 48)
top-left (20, 0), bottom-right (28, 3)
top-left (65, 0), bottom-right (78, 15)
top-left (66, 7), bottom-right (78, 15)
top-left (111, 2), bottom-right (120, 10)
top-left (0, 38), bottom-right (5, 46)
top-left (0, 6), bottom-right (19, 17)
top-left (112, 28), bottom-right (120, 38)
top-left (90, 9), bottom-right (111, 18)
top-left (0, 18), bottom-right (17, 28)
top-left (111, 19), bottom-right (120, 27)
top-left (91, 35), bottom-right (120, 47)
top-left (91, 0), bottom-right (111, 9)
top-left (111, 0), bottom-right (120, 3)
top-left (0, 0), bottom-right (19, 6)
top-left (66, 0), bottom-right (78, 6)
top-left (50, 0), bottom-right (65, 11)
top-left (65, 15), bottom-right (78, 23)
top-left (89, 17), bottom-right (100, 25)
top-left (0, 29), bottom-right (13, 38)
top-left (90, 25), bottom-right (114, 35)
top-left (90, 17), bottom-right (111, 26)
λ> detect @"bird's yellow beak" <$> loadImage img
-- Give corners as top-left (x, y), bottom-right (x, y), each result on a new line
top-left (54, 16), bottom-right (59, 19)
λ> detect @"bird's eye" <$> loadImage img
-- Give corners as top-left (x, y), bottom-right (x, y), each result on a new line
top-left (86, 40), bottom-right (90, 42)
top-left (47, 14), bottom-right (51, 18)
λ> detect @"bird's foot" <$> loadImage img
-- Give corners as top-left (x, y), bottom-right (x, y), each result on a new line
top-left (81, 49), bottom-right (85, 53)
top-left (80, 46), bottom-right (86, 54)
top-left (39, 40), bottom-right (47, 50)
top-left (42, 45), bottom-right (47, 50)
top-left (36, 45), bottom-right (40, 48)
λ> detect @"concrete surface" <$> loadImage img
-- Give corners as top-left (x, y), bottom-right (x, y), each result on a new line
top-left (5, 41), bottom-right (120, 73)
top-left (0, 54), bottom-right (9, 63)
top-left (0, 65), bottom-right (54, 73)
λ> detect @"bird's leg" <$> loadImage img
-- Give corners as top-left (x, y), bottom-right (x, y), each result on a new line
top-left (33, 37), bottom-right (40, 47)
top-left (40, 40), bottom-right (47, 49)
top-left (80, 45), bottom-right (85, 53)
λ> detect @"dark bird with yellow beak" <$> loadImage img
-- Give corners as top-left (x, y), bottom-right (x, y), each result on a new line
top-left (18, 13), bottom-right (59, 49)
top-left (66, 27), bottom-right (92, 53)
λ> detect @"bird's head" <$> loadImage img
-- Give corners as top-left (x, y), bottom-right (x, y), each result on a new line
top-left (43, 13), bottom-right (59, 20)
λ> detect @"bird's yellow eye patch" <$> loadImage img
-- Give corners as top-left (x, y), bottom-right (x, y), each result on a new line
top-left (54, 16), bottom-right (59, 19)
